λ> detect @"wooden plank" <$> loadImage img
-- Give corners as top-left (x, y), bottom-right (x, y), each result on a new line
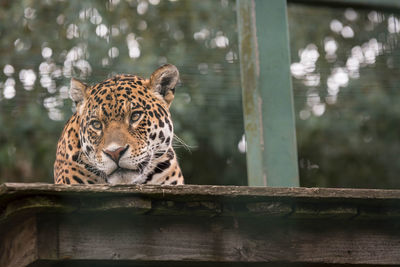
top-left (0, 184), bottom-right (400, 266)
top-left (1, 184), bottom-right (400, 223)
top-left (37, 216), bottom-right (59, 261)
top-left (2, 183), bottom-right (400, 201)
top-left (237, 0), bottom-right (299, 187)
top-left (0, 216), bottom-right (38, 267)
top-left (41, 214), bottom-right (400, 265)
top-left (1, 213), bottom-right (399, 266)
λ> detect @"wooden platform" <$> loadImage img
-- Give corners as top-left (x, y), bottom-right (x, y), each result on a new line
top-left (1, 183), bottom-right (400, 266)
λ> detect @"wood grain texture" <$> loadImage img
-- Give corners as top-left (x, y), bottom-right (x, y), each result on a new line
top-left (42, 215), bottom-right (400, 265)
top-left (237, 0), bottom-right (299, 187)
top-left (1, 183), bottom-right (400, 266)
top-left (2, 183), bottom-right (400, 200)
top-left (0, 216), bottom-right (38, 267)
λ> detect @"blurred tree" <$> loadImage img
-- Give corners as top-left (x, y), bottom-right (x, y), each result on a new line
top-left (2, 1), bottom-right (400, 189)
top-left (0, 0), bottom-right (246, 185)
top-left (289, 4), bottom-right (400, 188)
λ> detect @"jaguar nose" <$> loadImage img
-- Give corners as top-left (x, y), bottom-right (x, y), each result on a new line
top-left (103, 145), bottom-right (129, 163)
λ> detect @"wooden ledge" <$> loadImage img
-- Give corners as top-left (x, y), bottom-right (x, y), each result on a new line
top-left (1, 183), bottom-right (400, 266)
top-left (1, 183), bottom-right (400, 221)
top-left (3, 182), bottom-right (400, 200)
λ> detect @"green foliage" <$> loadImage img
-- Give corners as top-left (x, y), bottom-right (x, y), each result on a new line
top-left (0, 0), bottom-right (246, 185)
top-left (289, 4), bottom-right (400, 188)
top-left (2, 1), bottom-right (400, 188)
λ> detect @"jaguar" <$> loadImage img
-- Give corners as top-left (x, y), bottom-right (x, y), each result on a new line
top-left (54, 64), bottom-right (184, 185)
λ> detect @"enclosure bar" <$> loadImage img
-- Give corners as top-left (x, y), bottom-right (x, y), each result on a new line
top-left (290, 0), bottom-right (400, 11)
top-left (237, 0), bottom-right (299, 187)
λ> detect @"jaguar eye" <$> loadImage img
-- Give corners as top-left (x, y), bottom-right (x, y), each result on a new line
top-left (130, 111), bottom-right (143, 123)
top-left (90, 120), bottom-right (102, 130)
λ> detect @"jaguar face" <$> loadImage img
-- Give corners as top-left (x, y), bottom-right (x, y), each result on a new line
top-left (70, 64), bottom-right (178, 184)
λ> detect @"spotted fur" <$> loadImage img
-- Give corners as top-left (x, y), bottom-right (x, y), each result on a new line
top-left (54, 64), bottom-right (184, 185)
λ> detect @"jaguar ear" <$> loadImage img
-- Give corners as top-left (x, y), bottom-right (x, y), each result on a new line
top-left (149, 64), bottom-right (179, 106)
top-left (70, 78), bottom-right (88, 105)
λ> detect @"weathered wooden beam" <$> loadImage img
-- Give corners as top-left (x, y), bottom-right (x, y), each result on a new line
top-left (42, 215), bottom-right (400, 265)
top-left (1, 217), bottom-right (38, 267)
top-left (2, 183), bottom-right (400, 201)
top-left (237, 0), bottom-right (299, 187)
top-left (5, 216), bottom-right (400, 266)
top-left (1, 184), bottom-right (400, 266)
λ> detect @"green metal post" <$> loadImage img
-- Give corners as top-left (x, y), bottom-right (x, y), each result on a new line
top-left (237, 0), bottom-right (299, 187)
